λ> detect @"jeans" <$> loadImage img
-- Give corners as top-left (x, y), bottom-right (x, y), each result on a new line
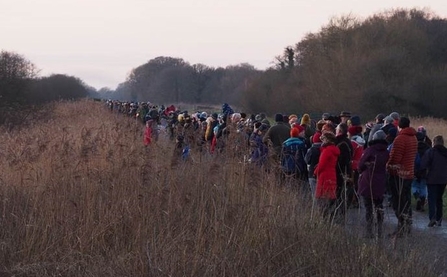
top-left (427, 183), bottom-right (446, 222)
top-left (411, 178), bottom-right (427, 198)
top-left (308, 177), bottom-right (317, 198)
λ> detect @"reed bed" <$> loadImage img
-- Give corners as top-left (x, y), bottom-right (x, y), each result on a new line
top-left (0, 100), bottom-right (442, 276)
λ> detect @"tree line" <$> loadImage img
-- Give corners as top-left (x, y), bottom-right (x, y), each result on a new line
top-left (0, 51), bottom-right (90, 124)
top-left (244, 8), bottom-right (447, 118)
top-left (2, 8), bottom-right (447, 124)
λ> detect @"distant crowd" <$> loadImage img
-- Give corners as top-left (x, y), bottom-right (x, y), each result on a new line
top-left (105, 100), bottom-right (447, 239)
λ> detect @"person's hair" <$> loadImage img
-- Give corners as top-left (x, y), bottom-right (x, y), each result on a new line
top-left (337, 122), bottom-right (348, 135)
top-left (433, 135), bottom-right (444, 146)
top-left (398, 117), bottom-right (410, 129)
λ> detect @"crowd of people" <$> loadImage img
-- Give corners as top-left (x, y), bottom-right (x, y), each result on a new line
top-left (106, 100), bottom-right (447, 239)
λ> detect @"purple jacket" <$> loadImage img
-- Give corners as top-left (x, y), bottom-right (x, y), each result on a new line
top-left (358, 139), bottom-right (390, 199)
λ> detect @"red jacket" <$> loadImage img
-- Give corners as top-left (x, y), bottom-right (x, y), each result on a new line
top-left (387, 127), bottom-right (418, 179)
top-left (315, 144), bottom-right (340, 199)
top-left (350, 137), bottom-right (364, 171)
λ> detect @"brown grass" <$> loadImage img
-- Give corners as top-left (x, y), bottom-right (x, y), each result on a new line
top-left (0, 100), bottom-right (442, 276)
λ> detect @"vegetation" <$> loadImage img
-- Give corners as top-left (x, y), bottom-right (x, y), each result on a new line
top-left (0, 51), bottom-right (92, 125)
top-left (243, 9), bottom-right (447, 118)
top-left (0, 100), bottom-right (445, 276)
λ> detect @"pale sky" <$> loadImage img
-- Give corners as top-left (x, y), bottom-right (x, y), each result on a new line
top-left (1, 0), bottom-right (446, 90)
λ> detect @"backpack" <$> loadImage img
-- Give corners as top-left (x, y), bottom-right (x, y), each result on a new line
top-left (281, 139), bottom-right (307, 177)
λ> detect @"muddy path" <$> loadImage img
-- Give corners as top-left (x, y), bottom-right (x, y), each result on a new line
top-left (343, 204), bottom-right (447, 275)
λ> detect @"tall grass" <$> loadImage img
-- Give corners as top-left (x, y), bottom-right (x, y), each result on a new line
top-left (0, 100), bottom-right (442, 276)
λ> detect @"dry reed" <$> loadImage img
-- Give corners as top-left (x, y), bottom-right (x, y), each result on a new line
top-left (0, 100), bottom-right (442, 276)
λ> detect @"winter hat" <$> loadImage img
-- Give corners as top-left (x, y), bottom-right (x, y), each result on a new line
top-left (348, 125), bottom-right (363, 136)
top-left (212, 113), bottom-right (218, 120)
top-left (417, 126), bottom-right (427, 137)
top-left (291, 125), bottom-right (305, 137)
top-left (384, 116), bottom-right (393, 124)
top-left (312, 133), bottom-right (322, 143)
top-left (275, 113), bottom-right (284, 122)
top-left (372, 130), bottom-right (387, 141)
top-left (350, 115), bottom-right (361, 126)
top-left (300, 114), bottom-right (311, 125)
top-left (389, 112), bottom-right (400, 121)
top-left (290, 127), bottom-right (299, 138)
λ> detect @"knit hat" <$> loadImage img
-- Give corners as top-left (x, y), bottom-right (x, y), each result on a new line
top-left (389, 112), bottom-right (400, 121)
top-left (312, 132), bottom-right (322, 143)
top-left (350, 115), bottom-right (361, 126)
top-left (275, 113), bottom-right (283, 122)
top-left (417, 126), bottom-right (427, 137)
top-left (290, 127), bottom-right (299, 138)
top-left (384, 116), bottom-right (393, 124)
top-left (372, 130), bottom-right (387, 141)
top-left (300, 114), bottom-right (311, 125)
top-left (291, 125), bottom-right (305, 137)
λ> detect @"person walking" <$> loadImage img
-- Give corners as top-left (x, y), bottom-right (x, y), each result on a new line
top-left (386, 117), bottom-right (418, 237)
top-left (314, 131), bottom-right (340, 220)
top-left (358, 130), bottom-right (389, 238)
top-left (420, 135), bottom-right (447, 227)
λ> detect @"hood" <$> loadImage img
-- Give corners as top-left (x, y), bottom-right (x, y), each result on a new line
top-left (283, 137), bottom-right (305, 147)
top-left (351, 135), bottom-right (365, 146)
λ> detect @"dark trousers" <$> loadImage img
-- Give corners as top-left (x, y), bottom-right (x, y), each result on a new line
top-left (363, 196), bottom-right (384, 237)
top-left (389, 175), bottom-right (413, 224)
top-left (427, 183), bottom-right (446, 222)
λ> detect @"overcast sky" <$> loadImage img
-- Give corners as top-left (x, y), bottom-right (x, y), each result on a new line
top-left (1, 0), bottom-right (446, 90)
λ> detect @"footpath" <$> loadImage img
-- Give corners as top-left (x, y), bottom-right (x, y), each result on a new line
top-left (344, 204), bottom-right (447, 276)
